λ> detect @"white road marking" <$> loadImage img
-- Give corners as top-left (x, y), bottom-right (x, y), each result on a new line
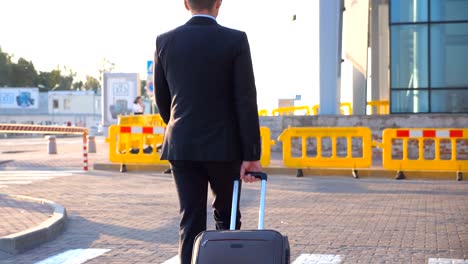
top-left (0, 177), bottom-right (55, 180)
top-left (0, 170), bottom-right (80, 187)
top-left (293, 254), bottom-right (343, 264)
top-left (34, 248), bottom-right (110, 264)
top-left (428, 258), bottom-right (468, 264)
top-left (0, 180), bottom-right (33, 185)
top-left (162, 255), bottom-right (179, 264)
top-left (0, 170), bottom-right (81, 174)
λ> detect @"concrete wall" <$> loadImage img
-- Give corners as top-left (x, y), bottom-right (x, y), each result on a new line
top-left (260, 114), bottom-right (468, 163)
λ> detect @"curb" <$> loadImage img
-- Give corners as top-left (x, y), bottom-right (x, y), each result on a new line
top-left (0, 195), bottom-right (67, 255)
top-left (93, 163), bottom-right (462, 181)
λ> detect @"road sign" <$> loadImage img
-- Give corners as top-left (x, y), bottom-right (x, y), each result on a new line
top-left (147, 61), bottom-right (154, 75)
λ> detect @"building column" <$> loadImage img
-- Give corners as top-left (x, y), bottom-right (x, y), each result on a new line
top-left (352, 67), bottom-right (367, 115)
top-left (370, 0), bottom-right (389, 102)
top-left (319, 0), bottom-right (344, 115)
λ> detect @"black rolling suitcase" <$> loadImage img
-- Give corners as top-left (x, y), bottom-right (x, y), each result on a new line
top-left (191, 172), bottom-right (290, 264)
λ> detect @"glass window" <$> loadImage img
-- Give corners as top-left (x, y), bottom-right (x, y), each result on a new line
top-left (391, 0), bottom-right (428, 23)
top-left (431, 89), bottom-right (468, 113)
top-left (64, 99), bottom-right (71, 110)
top-left (430, 0), bottom-right (468, 22)
top-left (391, 25), bottom-right (429, 88)
top-left (53, 99), bottom-right (59, 109)
top-left (391, 90), bottom-right (429, 113)
top-left (430, 23), bottom-right (468, 88)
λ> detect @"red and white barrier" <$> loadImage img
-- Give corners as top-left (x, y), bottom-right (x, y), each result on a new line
top-left (119, 126), bottom-right (165, 134)
top-left (396, 129), bottom-right (464, 138)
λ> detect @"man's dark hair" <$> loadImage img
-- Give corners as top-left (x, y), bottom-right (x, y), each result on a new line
top-left (188, 0), bottom-right (217, 11)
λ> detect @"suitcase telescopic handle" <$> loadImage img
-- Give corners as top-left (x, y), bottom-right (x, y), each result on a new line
top-left (229, 171), bottom-right (268, 231)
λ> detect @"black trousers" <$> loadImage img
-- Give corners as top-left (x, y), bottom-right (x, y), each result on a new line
top-left (169, 160), bottom-right (242, 264)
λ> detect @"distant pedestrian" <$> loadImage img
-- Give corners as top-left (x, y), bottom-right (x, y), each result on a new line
top-left (133, 96), bottom-right (145, 115)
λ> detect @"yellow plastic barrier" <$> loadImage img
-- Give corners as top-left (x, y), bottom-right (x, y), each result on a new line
top-left (258, 110), bottom-right (268, 116)
top-left (260, 127), bottom-right (275, 167)
top-left (311, 105), bottom-right (319, 115)
top-left (367, 100), bottom-right (389, 115)
top-left (382, 128), bottom-right (468, 177)
top-left (118, 114), bottom-right (166, 127)
top-left (108, 124), bottom-right (168, 164)
top-left (340, 102), bottom-right (353, 115)
top-left (278, 127), bottom-right (372, 169)
top-left (271, 106), bottom-right (311, 116)
top-left (309, 103), bottom-right (352, 115)
top-left (108, 123), bottom-right (273, 167)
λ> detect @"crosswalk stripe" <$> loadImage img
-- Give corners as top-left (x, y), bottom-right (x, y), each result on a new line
top-left (162, 255), bottom-right (179, 264)
top-left (428, 258), bottom-right (468, 264)
top-left (0, 170), bottom-right (81, 174)
top-left (35, 248), bottom-right (110, 264)
top-left (0, 170), bottom-right (81, 187)
top-left (0, 177), bottom-right (55, 180)
top-left (293, 254), bottom-right (343, 264)
top-left (0, 181), bottom-right (33, 185)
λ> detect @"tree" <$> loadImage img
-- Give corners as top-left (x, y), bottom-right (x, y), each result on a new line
top-left (37, 70), bottom-right (61, 90)
top-left (84, 76), bottom-right (101, 92)
top-left (0, 47), bottom-right (12, 87)
top-left (9, 58), bottom-right (38, 87)
top-left (73, 81), bottom-right (84, 90)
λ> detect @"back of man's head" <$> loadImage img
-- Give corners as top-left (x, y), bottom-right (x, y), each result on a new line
top-left (187, 0), bottom-right (217, 11)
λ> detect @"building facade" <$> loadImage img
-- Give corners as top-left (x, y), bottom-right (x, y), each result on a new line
top-left (389, 0), bottom-right (468, 113)
top-left (0, 89), bottom-right (101, 128)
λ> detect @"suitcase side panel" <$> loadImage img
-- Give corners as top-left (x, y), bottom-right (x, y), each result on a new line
top-left (192, 230), bottom-right (287, 264)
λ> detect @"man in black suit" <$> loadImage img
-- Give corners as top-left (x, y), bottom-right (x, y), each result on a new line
top-left (154, 0), bottom-right (262, 263)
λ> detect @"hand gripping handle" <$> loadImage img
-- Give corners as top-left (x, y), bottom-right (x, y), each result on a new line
top-left (230, 171), bottom-right (268, 230)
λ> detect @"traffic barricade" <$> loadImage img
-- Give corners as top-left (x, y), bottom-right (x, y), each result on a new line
top-left (271, 106), bottom-right (311, 116)
top-left (107, 125), bottom-right (168, 165)
top-left (260, 127), bottom-right (275, 167)
top-left (118, 114), bottom-right (166, 127)
top-left (367, 100), bottom-right (389, 115)
top-left (0, 124), bottom-right (89, 171)
top-left (339, 102), bottom-right (353, 115)
top-left (381, 128), bottom-right (468, 180)
top-left (278, 127), bottom-right (372, 176)
top-left (258, 110), bottom-right (268, 116)
top-left (311, 103), bottom-right (353, 115)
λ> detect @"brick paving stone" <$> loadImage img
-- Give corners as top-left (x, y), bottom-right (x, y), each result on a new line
top-left (0, 196), bottom-right (53, 237)
top-left (0, 136), bottom-right (467, 263)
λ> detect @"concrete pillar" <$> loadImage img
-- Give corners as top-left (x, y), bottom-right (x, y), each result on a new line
top-left (87, 135), bottom-right (97, 153)
top-left (319, 0), bottom-right (344, 115)
top-left (370, 0), bottom-right (390, 102)
top-left (46, 136), bottom-right (57, 154)
top-left (353, 67), bottom-right (367, 115)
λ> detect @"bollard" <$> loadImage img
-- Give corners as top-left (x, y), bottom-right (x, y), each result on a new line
top-left (46, 135), bottom-right (57, 154)
top-left (87, 135), bottom-right (97, 153)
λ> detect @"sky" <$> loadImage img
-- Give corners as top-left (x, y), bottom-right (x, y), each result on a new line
top-left (0, 0), bottom-right (320, 110)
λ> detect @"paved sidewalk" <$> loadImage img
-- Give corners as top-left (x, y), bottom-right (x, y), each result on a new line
top-left (0, 136), bottom-right (467, 263)
top-left (0, 195), bottom-right (52, 237)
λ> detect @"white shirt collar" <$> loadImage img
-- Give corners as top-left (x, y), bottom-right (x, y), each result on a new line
top-left (192, 14), bottom-right (216, 21)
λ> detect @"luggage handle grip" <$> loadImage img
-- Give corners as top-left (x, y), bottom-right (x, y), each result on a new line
top-left (230, 172), bottom-right (267, 231)
top-left (245, 171), bottom-right (268, 181)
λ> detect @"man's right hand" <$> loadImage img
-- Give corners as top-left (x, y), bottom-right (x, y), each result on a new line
top-left (240, 160), bottom-right (263, 183)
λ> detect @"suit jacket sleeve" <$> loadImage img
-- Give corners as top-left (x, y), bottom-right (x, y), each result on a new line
top-left (154, 36), bottom-right (171, 124)
top-left (233, 33), bottom-right (261, 161)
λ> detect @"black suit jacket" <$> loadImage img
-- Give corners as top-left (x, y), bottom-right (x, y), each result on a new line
top-left (154, 16), bottom-right (261, 161)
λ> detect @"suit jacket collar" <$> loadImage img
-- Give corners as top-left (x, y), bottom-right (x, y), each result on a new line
top-left (186, 16), bottom-right (218, 26)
